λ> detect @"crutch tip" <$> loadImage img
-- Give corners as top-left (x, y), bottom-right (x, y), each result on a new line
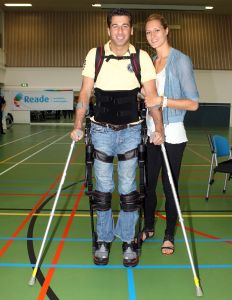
top-left (196, 286), bottom-right (203, 297)
top-left (28, 277), bottom-right (36, 286)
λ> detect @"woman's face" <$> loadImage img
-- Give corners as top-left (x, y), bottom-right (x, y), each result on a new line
top-left (145, 19), bottom-right (168, 50)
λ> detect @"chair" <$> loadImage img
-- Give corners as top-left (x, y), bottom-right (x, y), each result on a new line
top-left (206, 134), bottom-right (232, 200)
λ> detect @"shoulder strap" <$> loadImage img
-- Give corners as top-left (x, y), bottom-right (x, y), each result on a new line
top-left (130, 49), bottom-right (141, 87)
top-left (94, 46), bottom-right (105, 83)
top-left (94, 46), bottom-right (141, 86)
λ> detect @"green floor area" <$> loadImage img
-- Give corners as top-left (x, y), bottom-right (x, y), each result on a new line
top-left (0, 124), bottom-right (232, 299)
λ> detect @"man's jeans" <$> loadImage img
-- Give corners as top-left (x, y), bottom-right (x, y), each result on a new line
top-left (90, 122), bottom-right (141, 243)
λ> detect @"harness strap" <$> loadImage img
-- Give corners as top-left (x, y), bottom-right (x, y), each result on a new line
top-left (94, 46), bottom-right (104, 83)
top-left (94, 149), bottom-right (114, 163)
top-left (117, 148), bottom-right (138, 161)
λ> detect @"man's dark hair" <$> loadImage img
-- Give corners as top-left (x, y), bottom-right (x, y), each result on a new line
top-left (107, 8), bottom-right (133, 28)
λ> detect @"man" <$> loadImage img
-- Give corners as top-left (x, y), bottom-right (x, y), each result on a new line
top-left (71, 8), bottom-right (163, 267)
top-left (0, 95), bottom-right (6, 135)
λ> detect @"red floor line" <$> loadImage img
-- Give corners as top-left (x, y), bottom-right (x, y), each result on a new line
top-left (0, 175), bottom-right (62, 257)
top-left (0, 193), bottom-right (80, 197)
top-left (156, 212), bottom-right (232, 245)
top-left (37, 183), bottom-right (85, 300)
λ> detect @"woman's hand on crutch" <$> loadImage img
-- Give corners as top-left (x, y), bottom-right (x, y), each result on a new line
top-left (70, 128), bottom-right (84, 141)
top-left (149, 131), bottom-right (164, 145)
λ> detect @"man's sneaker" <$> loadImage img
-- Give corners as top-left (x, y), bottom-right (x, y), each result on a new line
top-left (94, 241), bottom-right (111, 265)
top-left (122, 242), bottom-right (139, 267)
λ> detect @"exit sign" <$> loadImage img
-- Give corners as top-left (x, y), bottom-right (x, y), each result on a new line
top-left (21, 83), bottom-right (28, 87)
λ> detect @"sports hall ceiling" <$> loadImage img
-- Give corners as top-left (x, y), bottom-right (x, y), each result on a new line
top-left (0, 0), bottom-right (232, 15)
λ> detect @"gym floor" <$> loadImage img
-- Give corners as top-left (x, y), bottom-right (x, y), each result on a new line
top-left (0, 124), bottom-right (231, 300)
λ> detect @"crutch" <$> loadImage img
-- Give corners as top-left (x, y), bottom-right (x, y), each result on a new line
top-left (161, 143), bottom-right (203, 297)
top-left (28, 140), bottom-right (76, 286)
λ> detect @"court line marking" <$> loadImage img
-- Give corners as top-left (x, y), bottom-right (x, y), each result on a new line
top-left (2, 193), bottom-right (231, 199)
top-left (0, 133), bottom-right (69, 176)
top-left (0, 193), bottom-right (81, 197)
top-left (186, 147), bottom-right (211, 163)
top-left (0, 212), bottom-right (232, 218)
top-left (38, 183), bottom-right (85, 300)
top-left (182, 164), bottom-right (209, 167)
top-left (187, 144), bottom-right (208, 146)
top-left (1, 237), bottom-right (232, 243)
top-left (0, 175), bottom-right (62, 257)
top-left (0, 130), bottom-right (48, 148)
top-left (0, 135), bottom-right (56, 163)
top-left (156, 212), bottom-right (232, 245)
top-left (1, 162), bottom-right (84, 165)
top-left (128, 268), bottom-right (136, 300)
top-left (0, 162), bottom-right (212, 167)
top-left (0, 263), bottom-right (231, 269)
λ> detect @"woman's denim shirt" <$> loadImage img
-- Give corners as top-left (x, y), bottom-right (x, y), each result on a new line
top-left (154, 47), bottom-right (199, 124)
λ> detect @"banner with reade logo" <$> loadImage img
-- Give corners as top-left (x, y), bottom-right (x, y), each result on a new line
top-left (9, 90), bottom-right (73, 111)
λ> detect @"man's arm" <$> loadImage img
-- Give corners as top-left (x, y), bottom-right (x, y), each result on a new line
top-left (71, 76), bottom-right (94, 141)
top-left (142, 79), bottom-right (164, 145)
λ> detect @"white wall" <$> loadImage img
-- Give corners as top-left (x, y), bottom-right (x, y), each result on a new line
top-left (4, 67), bottom-right (83, 90)
top-left (4, 67), bottom-right (82, 123)
top-left (3, 67), bottom-right (232, 125)
top-left (195, 70), bottom-right (232, 103)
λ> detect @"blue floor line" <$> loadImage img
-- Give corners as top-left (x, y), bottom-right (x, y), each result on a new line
top-left (1, 263), bottom-right (232, 269)
top-left (127, 268), bottom-right (136, 300)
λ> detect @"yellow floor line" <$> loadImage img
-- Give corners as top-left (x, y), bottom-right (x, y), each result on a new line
top-left (183, 214), bottom-right (232, 218)
top-left (0, 213), bottom-right (91, 217)
top-left (0, 212), bottom-right (232, 218)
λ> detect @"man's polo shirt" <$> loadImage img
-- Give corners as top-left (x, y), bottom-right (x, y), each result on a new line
top-left (82, 41), bottom-right (156, 90)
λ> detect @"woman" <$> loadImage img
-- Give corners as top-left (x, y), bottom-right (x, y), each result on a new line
top-left (142, 14), bottom-right (199, 255)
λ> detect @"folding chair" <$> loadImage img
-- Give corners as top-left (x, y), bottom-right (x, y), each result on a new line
top-left (205, 134), bottom-right (232, 200)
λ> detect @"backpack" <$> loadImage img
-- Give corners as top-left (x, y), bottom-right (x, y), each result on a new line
top-left (94, 46), bottom-right (141, 87)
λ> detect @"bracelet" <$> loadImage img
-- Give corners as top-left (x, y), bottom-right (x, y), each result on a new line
top-left (162, 96), bottom-right (168, 108)
top-left (159, 96), bottom-right (164, 107)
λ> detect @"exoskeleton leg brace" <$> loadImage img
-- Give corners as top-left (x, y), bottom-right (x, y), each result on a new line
top-left (85, 141), bottom-right (114, 252)
top-left (117, 147), bottom-right (145, 254)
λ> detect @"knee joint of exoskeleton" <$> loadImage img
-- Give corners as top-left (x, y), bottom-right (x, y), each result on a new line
top-left (120, 191), bottom-right (141, 212)
top-left (91, 190), bottom-right (112, 211)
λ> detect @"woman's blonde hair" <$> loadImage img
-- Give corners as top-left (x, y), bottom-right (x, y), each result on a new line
top-left (145, 13), bottom-right (168, 29)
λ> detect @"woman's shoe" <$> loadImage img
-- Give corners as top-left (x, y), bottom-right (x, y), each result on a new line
top-left (161, 234), bottom-right (174, 255)
top-left (141, 228), bottom-right (154, 242)
top-left (135, 228), bottom-right (154, 245)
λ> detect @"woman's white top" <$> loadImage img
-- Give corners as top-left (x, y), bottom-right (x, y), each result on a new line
top-left (146, 67), bottom-right (188, 144)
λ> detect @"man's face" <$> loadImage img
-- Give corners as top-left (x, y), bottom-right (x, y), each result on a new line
top-left (108, 15), bottom-right (133, 47)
